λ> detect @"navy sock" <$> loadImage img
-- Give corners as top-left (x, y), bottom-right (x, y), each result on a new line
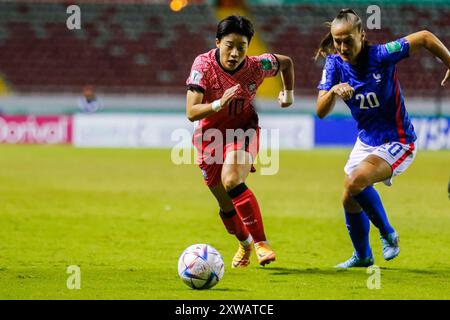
top-left (345, 210), bottom-right (372, 259)
top-left (352, 186), bottom-right (395, 235)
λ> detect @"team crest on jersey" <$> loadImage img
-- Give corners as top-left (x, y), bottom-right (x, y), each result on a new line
top-left (248, 82), bottom-right (256, 92)
top-left (385, 41), bottom-right (401, 54)
top-left (190, 70), bottom-right (203, 85)
top-left (373, 73), bottom-right (382, 83)
top-left (260, 58), bottom-right (273, 71)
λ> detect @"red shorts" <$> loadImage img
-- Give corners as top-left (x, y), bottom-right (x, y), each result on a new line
top-left (194, 127), bottom-right (260, 187)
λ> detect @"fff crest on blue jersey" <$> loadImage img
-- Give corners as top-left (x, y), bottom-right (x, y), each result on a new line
top-left (373, 73), bottom-right (382, 83)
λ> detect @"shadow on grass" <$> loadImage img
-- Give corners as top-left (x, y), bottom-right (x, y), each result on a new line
top-left (379, 267), bottom-right (450, 276)
top-left (211, 288), bottom-right (249, 292)
top-left (259, 267), bottom-right (349, 276)
top-left (174, 288), bottom-right (249, 292)
top-left (261, 266), bottom-right (450, 277)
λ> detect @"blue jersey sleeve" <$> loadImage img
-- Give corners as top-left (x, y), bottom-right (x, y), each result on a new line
top-left (377, 37), bottom-right (410, 65)
top-left (317, 56), bottom-right (339, 91)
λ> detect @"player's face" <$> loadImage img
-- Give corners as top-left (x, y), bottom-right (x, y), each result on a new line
top-left (216, 33), bottom-right (249, 71)
top-left (331, 22), bottom-right (364, 64)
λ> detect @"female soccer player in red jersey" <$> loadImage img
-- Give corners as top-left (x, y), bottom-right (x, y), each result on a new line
top-left (186, 15), bottom-right (295, 267)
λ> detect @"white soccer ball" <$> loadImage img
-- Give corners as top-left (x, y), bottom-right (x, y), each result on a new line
top-left (178, 244), bottom-right (225, 290)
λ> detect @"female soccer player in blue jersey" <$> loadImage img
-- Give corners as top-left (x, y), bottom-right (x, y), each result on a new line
top-left (315, 9), bottom-right (450, 268)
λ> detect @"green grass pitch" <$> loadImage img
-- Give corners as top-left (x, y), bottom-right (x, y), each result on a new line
top-left (0, 145), bottom-right (449, 299)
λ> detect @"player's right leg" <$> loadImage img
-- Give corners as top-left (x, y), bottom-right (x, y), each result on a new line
top-left (209, 183), bottom-right (253, 268)
top-left (335, 187), bottom-right (374, 269)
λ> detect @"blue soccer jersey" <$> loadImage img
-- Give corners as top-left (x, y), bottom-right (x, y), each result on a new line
top-left (318, 37), bottom-right (417, 146)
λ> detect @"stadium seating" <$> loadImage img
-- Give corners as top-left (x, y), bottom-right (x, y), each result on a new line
top-left (0, 1), bottom-right (448, 97)
top-left (0, 2), bottom-right (217, 94)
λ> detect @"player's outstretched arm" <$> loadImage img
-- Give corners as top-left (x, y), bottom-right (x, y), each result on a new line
top-left (405, 30), bottom-right (450, 86)
top-left (316, 83), bottom-right (354, 119)
top-left (186, 85), bottom-right (240, 122)
top-left (274, 54), bottom-right (294, 108)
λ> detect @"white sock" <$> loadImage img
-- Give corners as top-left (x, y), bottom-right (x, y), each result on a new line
top-left (240, 235), bottom-right (253, 247)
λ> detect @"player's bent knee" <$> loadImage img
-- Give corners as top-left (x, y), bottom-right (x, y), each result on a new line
top-left (346, 174), bottom-right (369, 196)
top-left (342, 193), bottom-right (362, 212)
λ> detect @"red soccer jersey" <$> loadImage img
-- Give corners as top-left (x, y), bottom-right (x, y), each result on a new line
top-left (186, 48), bottom-right (279, 133)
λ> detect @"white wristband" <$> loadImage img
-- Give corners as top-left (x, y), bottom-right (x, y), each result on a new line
top-left (211, 99), bottom-right (222, 112)
top-left (283, 90), bottom-right (294, 104)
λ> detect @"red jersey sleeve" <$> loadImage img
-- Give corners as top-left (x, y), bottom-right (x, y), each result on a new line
top-left (186, 54), bottom-right (210, 93)
top-left (250, 53), bottom-right (280, 79)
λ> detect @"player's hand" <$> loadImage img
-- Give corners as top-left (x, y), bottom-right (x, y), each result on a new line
top-left (441, 69), bottom-right (450, 87)
top-left (333, 83), bottom-right (355, 100)
top-left (278, 90), bottom-right (294, 108)
top-left (220, 84), bottom-right (240, 107)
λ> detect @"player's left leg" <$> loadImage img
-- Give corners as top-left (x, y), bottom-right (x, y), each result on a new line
top-left (208, 183), bottom-right (253, 268)
top-left (346, 155), bottom-right (400, 260)
top-left (221, 150), bottom-right (276, 266)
